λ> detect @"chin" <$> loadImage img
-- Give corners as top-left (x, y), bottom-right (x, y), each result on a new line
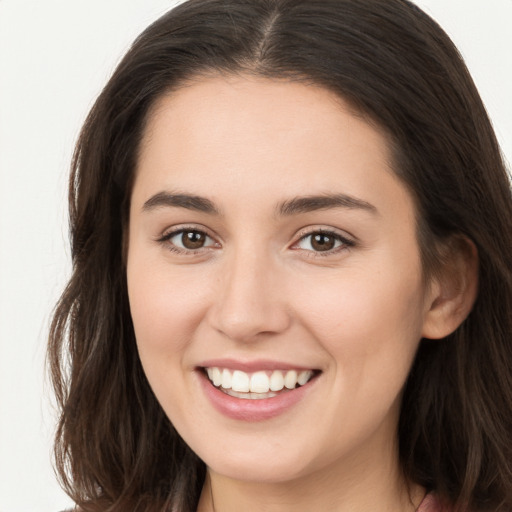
top-left (192, 438), bottom-right (322, 484)
top-left (208, 457), bottom-right (310, 484)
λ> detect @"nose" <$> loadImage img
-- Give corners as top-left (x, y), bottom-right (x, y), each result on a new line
top-left (207, 247), bottom-right (291, 342)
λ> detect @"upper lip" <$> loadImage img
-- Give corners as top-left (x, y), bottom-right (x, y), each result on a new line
top-left (197, 358), bottom-right (319, 372)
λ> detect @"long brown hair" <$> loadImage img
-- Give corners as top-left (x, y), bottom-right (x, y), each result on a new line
top-left (48, 1), bottom-right (512, 510)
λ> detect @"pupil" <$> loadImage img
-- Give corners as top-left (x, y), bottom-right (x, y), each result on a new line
top-left (182, 231), bottom-right (205, 249)
top-left (311, 233), bottom-right (335, 251)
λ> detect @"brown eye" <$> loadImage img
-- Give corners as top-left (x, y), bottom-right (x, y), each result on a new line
top-left (163, 229), bottom-right (216, 252)
top-left (295, 230), bottom-right (353, 254)
top-left (310, 233), bottom-right (336, 251)
top-left (181, 230), bottom-right (206, 249)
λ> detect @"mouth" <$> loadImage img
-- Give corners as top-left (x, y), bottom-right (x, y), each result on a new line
top-left (203, 367), bottom-right (320, 400)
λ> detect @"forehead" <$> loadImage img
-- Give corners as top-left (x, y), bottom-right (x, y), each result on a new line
top-left (142, 75), bottom-right (380, 153)
top-left (133, 74), bottom-right (412, 222)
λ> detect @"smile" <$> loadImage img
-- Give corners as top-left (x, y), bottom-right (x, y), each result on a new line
top-left (197, 363), bottom-right (321, 421)
top-left (205, 367), bottom-right (316, 399)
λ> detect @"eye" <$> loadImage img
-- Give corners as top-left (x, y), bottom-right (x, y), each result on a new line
top-left (159, 228), bottom-right (218, 253)
top-left (294, 230), bottom-right (354, 254)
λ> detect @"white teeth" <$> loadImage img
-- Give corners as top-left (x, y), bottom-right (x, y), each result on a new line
top-left (221, 369), bottom-right (232, 389)
top-left (231, 370), bottom-right (250, 392)
top-left (284, 370), bottom-right (298, 389)
top-left (227, 390), bottom-right (279, 400)
top-left (250, 371), bottom-right (270, 393)
top-left (269, 370), bottom-right (285, 391)
top-left (298, 370), bottom-right (313, 386)
top-left (212, 367), bottom-right (222, 387)
top-left (205, 367), bottom-right (315, 395)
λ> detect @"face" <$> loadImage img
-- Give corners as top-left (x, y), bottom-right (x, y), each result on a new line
top-left (127, 75), bottom-right (435, 485)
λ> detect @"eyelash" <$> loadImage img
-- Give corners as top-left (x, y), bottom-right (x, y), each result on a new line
top-left (157, 226), bottom-right (217, 255)
top-left (292, 229), bottom-right (355, 257)
top-left (156, 226), bottom-right (355, 257)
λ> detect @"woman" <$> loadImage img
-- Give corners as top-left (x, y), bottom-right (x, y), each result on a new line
top-left (48, 0), bottom-right (512, 510)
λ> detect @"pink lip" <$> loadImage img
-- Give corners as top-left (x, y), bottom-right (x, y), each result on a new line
top-left (197, 358), bottom-right (317, 372)
top-left (196, 369), bottom-right (319, 422)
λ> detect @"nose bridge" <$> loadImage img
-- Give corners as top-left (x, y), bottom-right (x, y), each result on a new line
top-left (209, 241), bottom-right (290, 341)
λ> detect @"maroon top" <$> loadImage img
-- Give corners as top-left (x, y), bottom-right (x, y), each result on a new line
top-left (417, 492), bottom-right (443, 512)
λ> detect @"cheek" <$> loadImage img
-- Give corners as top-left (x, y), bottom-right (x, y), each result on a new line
top-left (126, 253), bottom-right (211, 358)
top-left (292, 260), bottom-right (426, 374)
top-left (287, 262), bottom-right (426, 448)
top-left (126, 253), bottom-right (214, 421)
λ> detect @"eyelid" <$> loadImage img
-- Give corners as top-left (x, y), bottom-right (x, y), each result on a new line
top-left (290, 226), bottom-right (356, 255)
top-left (155, 224), bottom-right (355, 256)
top-left (156, 224), bottom-right (221, 253)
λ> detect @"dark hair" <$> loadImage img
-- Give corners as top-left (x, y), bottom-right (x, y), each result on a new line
top-left (48, 1), bottom-right (512, 510)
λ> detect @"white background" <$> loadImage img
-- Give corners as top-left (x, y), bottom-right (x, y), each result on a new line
top-left (0, 1), bottom-right (510, 511)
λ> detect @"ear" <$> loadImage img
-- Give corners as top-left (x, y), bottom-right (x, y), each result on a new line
top-left (421, 236), bottom-right (479, 340)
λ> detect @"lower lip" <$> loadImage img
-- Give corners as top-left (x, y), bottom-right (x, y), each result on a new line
top-left (197, 370), bottom-right (317, 421)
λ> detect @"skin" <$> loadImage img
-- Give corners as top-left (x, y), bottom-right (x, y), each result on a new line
top-left (127, 75), bottom-right (462, 511)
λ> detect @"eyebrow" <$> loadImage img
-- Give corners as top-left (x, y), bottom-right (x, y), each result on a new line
top-left (141, 191), bottom-right (377, 217)
top-left (142, 191), bottom-right (220, 215)
top-left (277, 193), bottom-right (378, 216)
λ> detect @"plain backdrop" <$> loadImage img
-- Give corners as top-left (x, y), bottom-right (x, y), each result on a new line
top-left (0, 1), bottom-right (510, 511)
